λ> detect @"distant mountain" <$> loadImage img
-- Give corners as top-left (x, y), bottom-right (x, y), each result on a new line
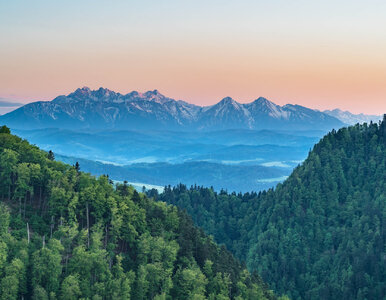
top-left (12, 128), bottom-right (320, 165)
top-left (0, 87), bottom-right (344, 131)
top-left (0, 98), bottom-right (24, 115)
top-left (324, 109), bottom-right (382, 125)
top-left (0, 88), bottom-right (199, 130)
top-left (198, 97), bottom-right (254, 130)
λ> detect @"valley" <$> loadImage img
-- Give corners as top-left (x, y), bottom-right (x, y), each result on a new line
top-left (0, 87), bottom-right (384, 299)
top-left (14, 127), bottom-right (321, 192)
top-left (1, 1), bottom-right (385, 298)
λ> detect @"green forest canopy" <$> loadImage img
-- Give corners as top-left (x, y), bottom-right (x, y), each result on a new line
top-left (155, 116), bottom-right (386, 300)
top-left (0, 125), bottom-right (286, 300)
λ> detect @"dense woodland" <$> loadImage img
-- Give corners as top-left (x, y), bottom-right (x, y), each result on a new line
top-left (0, 125), bottom-right (284, 300)
top-left (154, 116), bottom-right (386, 300)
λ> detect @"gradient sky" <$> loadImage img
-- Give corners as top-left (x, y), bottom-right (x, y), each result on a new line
top-left (0, 0), bottom-right (385, 114)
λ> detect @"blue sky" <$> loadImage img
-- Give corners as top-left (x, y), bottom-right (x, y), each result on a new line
top-left (1, 0), bottom-right (385, 114)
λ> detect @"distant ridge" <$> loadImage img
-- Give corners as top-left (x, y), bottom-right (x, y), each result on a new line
top-left (324, 108), bottom-right (382, 125)
top-left (0, 87), bottom-right (344, 131)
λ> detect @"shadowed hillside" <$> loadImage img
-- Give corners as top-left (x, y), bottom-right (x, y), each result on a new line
top-left (156, 116), bottom-right (386, 299)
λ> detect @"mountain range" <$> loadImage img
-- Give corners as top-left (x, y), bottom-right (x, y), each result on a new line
top-left (323, 109), bottom-right (382, 125)
top-left (0, 87), bottom-right (345, 131)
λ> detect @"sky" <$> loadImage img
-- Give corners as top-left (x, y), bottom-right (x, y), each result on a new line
top-left (0, 0), bottom-right (385, 114)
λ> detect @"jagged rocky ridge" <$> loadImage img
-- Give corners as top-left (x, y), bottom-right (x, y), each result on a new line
top-left (0, 87), bottom-right (344, 131)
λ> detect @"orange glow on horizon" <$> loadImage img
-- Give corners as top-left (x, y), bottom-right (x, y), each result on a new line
top-left (1, 1), bottom-right (385, 115)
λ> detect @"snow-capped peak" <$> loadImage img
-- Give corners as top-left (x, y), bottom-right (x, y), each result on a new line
top-left (252, 96), bottom-right (272, 104)
top-left (142, 89), bottom-right (171, 104)
top-left (95, 87), bottom-right (116, 97)
top-left (217, 97), bottom-right (241, 108)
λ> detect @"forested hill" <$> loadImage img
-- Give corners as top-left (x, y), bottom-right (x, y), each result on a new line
top-left (155, 116), bottom-right (386, 300)
top-left (0, 126), bottom-right (283, 300)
